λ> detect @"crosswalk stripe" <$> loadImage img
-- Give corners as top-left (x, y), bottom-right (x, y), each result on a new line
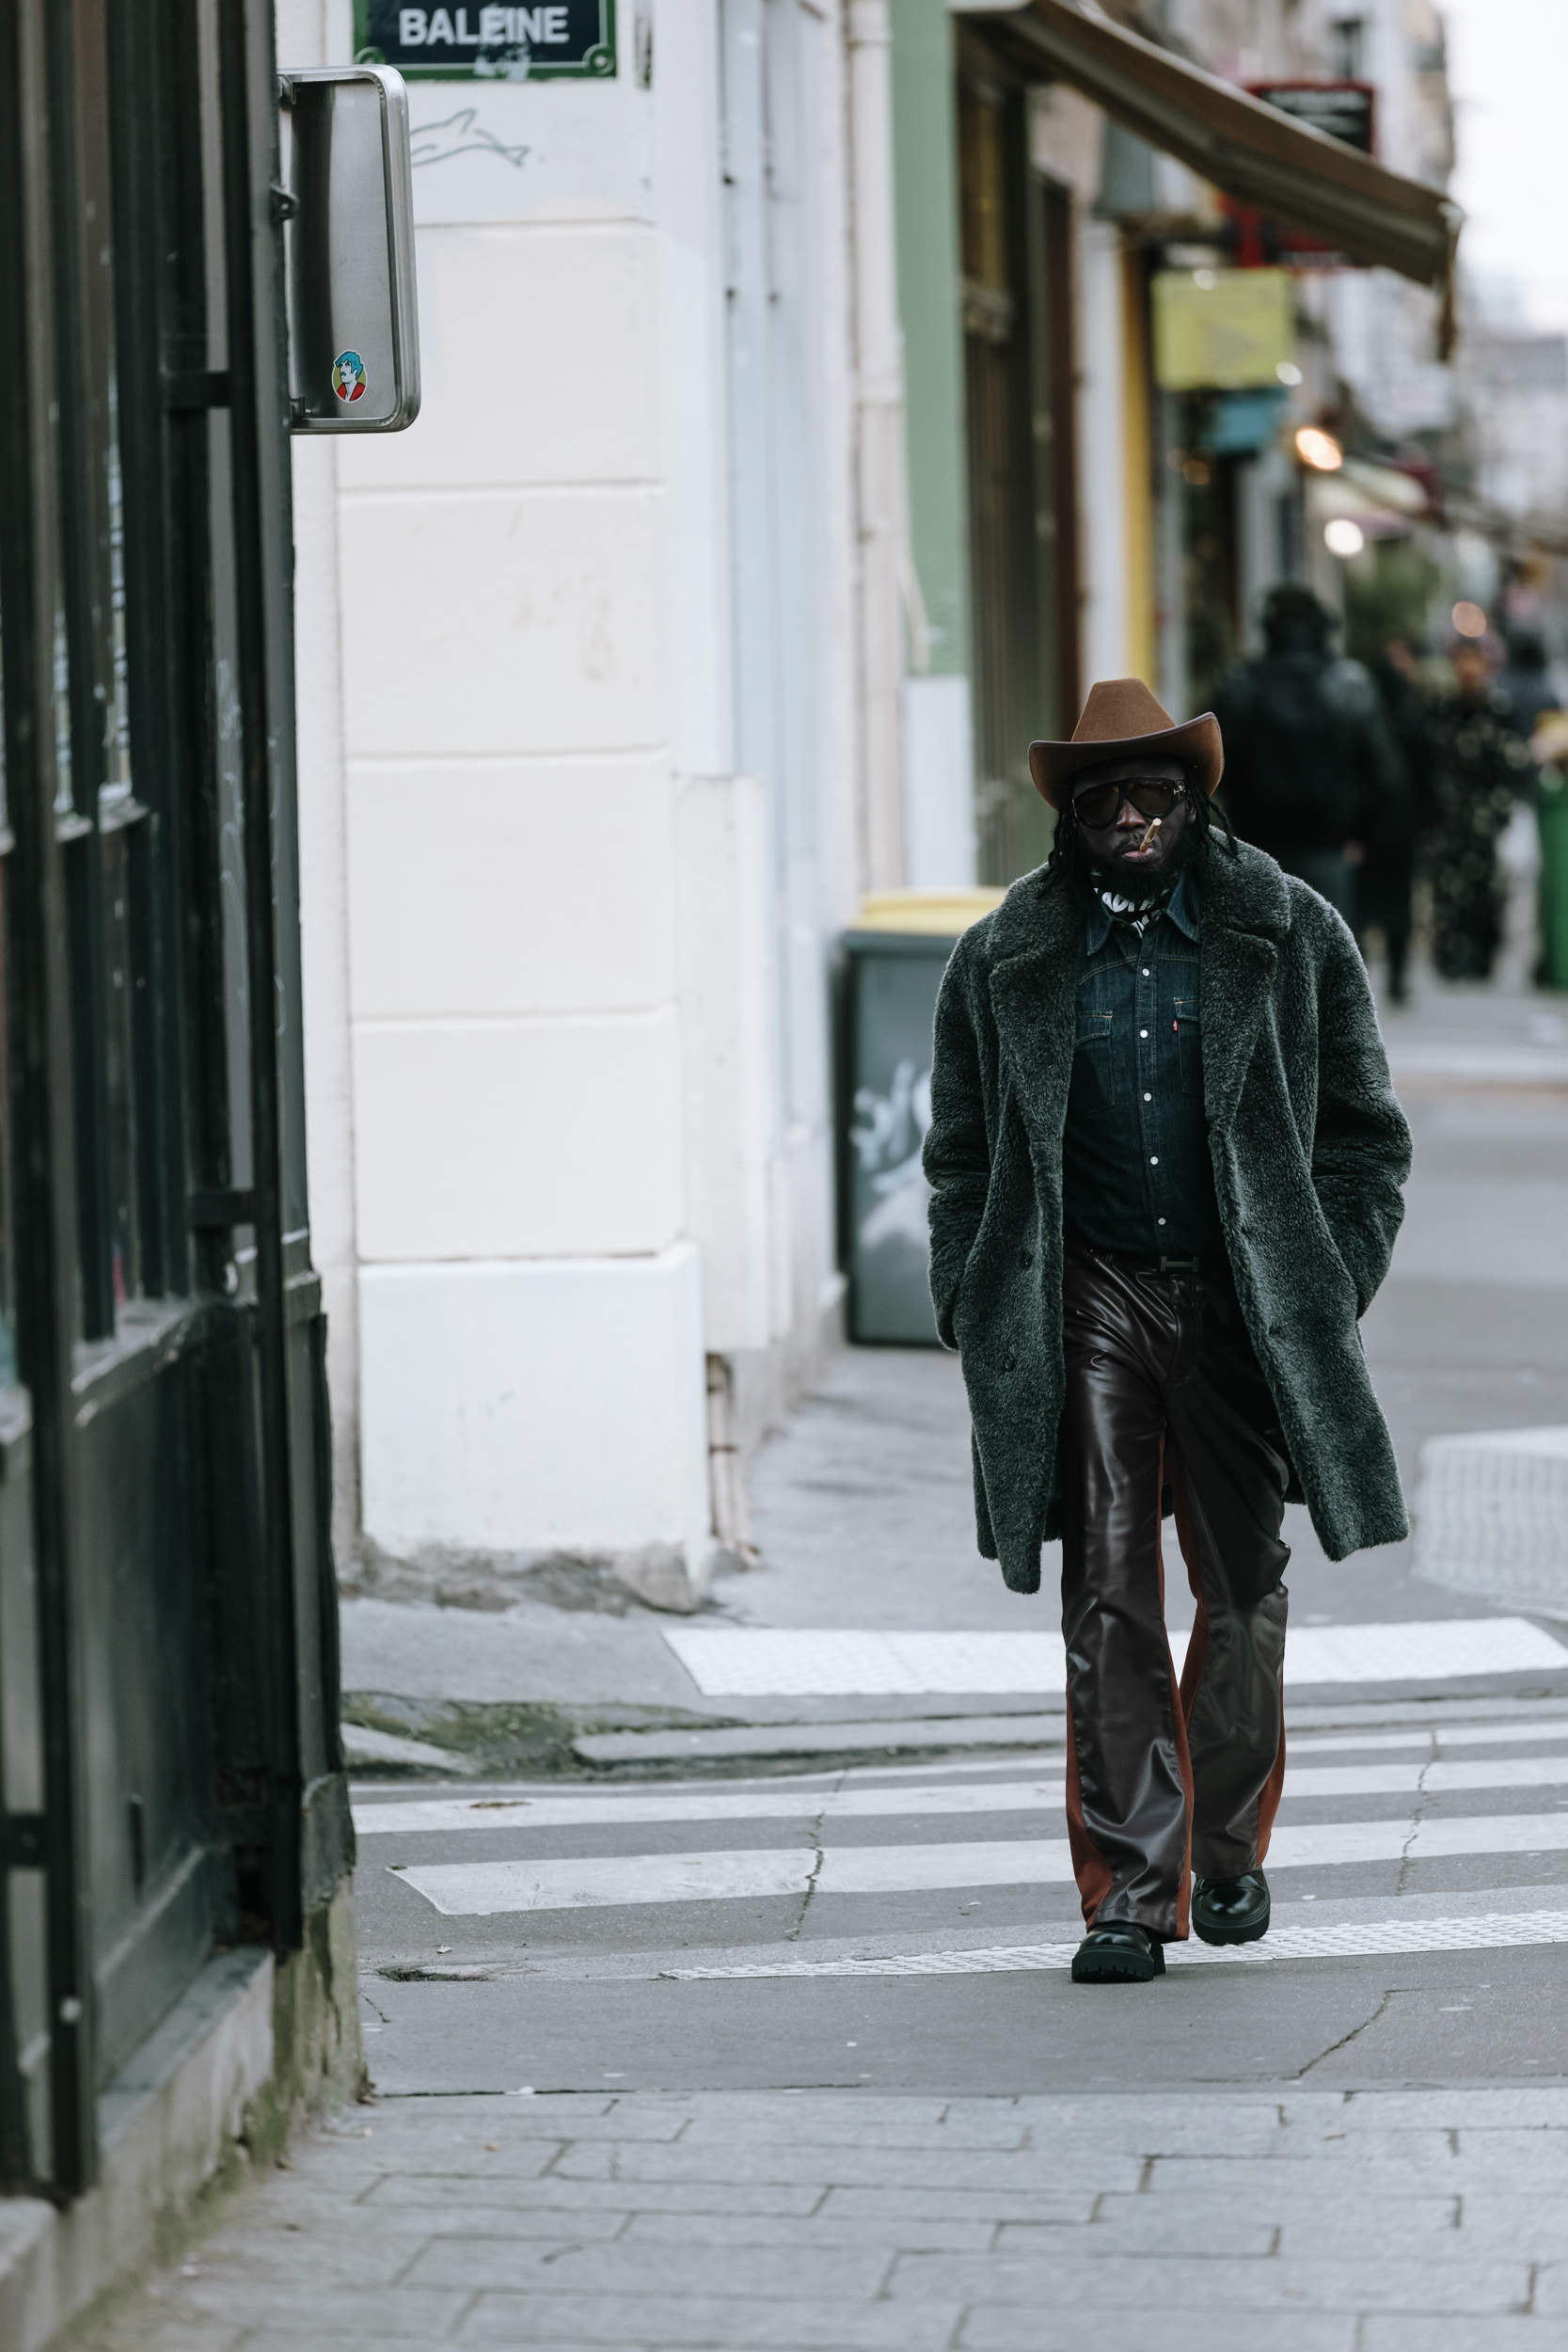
top-left (354, 1749), bottom-right (1568, 1840)
top-left (1269, 1811), bottom-right (1568, 1867)
top-left (662, 1619), bottom-right (1568, 1695)
top-left (1286, 1755), bottom-right (1568, 1798)
top-left (393, 1810), bottom-right (1568, 1917)
top-left (357, 1783), bottom-right (1063, 1836)
top-left (1286, 1718), bottom-right (1568, 1754)
top-left (401, 1849), bottom-right (818, 1915)
top-left (665, 1909), bottom-right (1568, 1979)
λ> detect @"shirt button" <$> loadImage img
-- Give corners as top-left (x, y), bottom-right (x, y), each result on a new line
top-left (1150, 1155), bottom-right (1159, 1165)
top-left (1158, 1217), bottom-right (1166, 1227)
top-left (1139, 1028), bottom-right (1148, 1039)
top-left (1144, 1092), bottom-right (1152, 1102)
top-left (1142, 968), bottom-right (1150, 977)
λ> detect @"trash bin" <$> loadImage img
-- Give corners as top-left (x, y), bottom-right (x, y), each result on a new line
top-left (838, 889), bottom-right (1003, 1344)
top-left (1535, 723), bottom-right (1568, 990)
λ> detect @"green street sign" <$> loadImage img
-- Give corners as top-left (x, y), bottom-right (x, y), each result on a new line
top-left (355, 0), bottom-right (616, 80)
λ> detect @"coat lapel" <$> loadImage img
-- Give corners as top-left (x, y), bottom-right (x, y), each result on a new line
top-left (987, 873), bottom-right (1081, 1163)
top-left (1196, 842), bottom-right (1291, 1136)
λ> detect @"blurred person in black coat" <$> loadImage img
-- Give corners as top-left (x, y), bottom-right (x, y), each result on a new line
top-left (1212, 586), bottom-right (1404, 928)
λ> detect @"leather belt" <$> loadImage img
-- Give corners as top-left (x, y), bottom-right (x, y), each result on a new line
top-left (1069, 1241), bottom-right (1218, 1279)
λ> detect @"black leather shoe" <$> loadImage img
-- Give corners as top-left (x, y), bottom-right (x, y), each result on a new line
top-left (1071, 1922), bottom-right (1165, 1982)
top-left (1192, 1868), bottom-right (1271, 1946)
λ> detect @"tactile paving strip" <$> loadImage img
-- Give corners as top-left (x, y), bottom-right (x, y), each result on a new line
top-left (664, 1909), bottom-right (1568, 1978)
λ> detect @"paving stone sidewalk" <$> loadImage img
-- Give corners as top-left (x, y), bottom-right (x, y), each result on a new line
top-left (59, 2087), bottom-right (1568, 2350)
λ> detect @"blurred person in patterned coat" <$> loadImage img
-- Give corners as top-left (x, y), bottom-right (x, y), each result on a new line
top-left (1424, 638), bottom-right (1531, 981)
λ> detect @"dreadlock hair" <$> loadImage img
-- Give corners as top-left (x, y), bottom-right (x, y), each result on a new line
top-left (1044, 770), bottom-right (1238, 898)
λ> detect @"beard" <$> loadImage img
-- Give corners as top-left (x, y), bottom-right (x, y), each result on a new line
top-left (1091, 810), bottom-right (1201, 909)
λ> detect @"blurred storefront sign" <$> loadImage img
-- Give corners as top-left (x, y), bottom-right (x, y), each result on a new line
top-left (1244, 80), bottom-right (1374, 153)
top-left (959, 0), bottom-right (1460, 336)
top-left (1228, 80), bottom-right (1375, 267)
top-left (1206, 387), bottom-right (1288, 453)
top-left (1307, 456), bottom-right (1431, 535)
top-left (355, 0), bottom-right (616, 80)
top-left (1302, 450), bottom-right (1431, 558)
top-left (1151, 266), bottom-right (1293, 389)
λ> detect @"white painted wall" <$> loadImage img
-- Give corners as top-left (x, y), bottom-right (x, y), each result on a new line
top-left (1077, 216), bottom-right (1131, 694)
top-left (358, 1247), bottom-right (709, 1553)
top-left (902, 674), bottom-right (975, 884)
top-left (283, 0), bottom-right (859, 1583)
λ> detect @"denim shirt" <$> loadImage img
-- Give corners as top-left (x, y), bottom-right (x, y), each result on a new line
top-left (1061, 869), bottom-right (1226, 1260)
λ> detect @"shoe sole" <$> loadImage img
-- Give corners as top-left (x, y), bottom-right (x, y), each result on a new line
top-left (1071, 1946), bottom-right (1165, 1983)
top-left (1192, 1899), bottom-right (1271, 1947)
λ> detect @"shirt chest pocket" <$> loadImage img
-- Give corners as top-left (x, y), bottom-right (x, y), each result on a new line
top-left (1172, 997), bottom-right (1202, 1096)
top-left (1072, 1008), bottom-right (1117, 1111)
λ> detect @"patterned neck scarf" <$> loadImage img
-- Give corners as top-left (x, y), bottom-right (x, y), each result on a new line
top-left (1094, 877), bottom-right (1175, 939)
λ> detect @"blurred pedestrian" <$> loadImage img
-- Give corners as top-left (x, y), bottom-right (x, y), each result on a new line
top-left (925, 676), bottom-right (1410, 1985)
top-left (1424, 638), bottom-right (1532, 981)
top-left (1359, 637), bottom-right (1429, 1004)
top-left (1212, 584), bottom-right (1404, 922)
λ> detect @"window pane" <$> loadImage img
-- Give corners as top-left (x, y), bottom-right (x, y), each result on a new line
top-left (71, 0), bottom-right (149, 1316)
top-left (0, 640), bottom-right (12, 1384)
top-left (97, 378), bottom-right (144, 1309)
top-left (99, 825), bottom-right (139, 1308)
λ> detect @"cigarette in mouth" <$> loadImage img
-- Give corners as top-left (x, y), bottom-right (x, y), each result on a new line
top-left (1135, 817), bottom-right (1163, 852)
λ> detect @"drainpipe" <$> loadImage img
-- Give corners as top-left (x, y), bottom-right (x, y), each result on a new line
top-left (847, 0), bottom-right (913, 891)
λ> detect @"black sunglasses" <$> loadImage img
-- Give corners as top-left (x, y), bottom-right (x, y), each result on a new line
top-left (1070, 776), bottom-right (1186, 829)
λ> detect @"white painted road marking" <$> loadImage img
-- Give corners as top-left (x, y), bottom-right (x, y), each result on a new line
top-left (355, 1749), bottom-right (1568, 1840)
top-left (397, 1841), bottom-right (1071, 1915)
top-left (1286, 1718), bottom-right (1568, 1754)
top-left (666, 1909), bottom-right (1568, 1979)
top-left (393, 1811), bottom-right (1568, 1917)
top-left (1268, 1811), bottom-right (1568, 1868)
top-left (661, 1619), bottom-right (1568, 1696)
top-left (357, 1782), bottom-right (1069, 1836)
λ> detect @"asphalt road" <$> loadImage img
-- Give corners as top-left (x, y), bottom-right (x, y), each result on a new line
top-left (352, 1707), bottom-right (1568, 2096)
top-left (349, 1003), bottom-right (1568, 2106)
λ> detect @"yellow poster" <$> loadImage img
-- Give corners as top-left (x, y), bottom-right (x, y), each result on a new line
top-left (1151, 268), bottom-right (1295, 390)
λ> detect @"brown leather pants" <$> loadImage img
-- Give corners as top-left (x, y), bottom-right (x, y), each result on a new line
top-left (1060, 1248), bottom-right (1291, 1943)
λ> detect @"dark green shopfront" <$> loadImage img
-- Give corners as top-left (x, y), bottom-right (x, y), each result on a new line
top-left (0, 0), bottom-right (355, 2218)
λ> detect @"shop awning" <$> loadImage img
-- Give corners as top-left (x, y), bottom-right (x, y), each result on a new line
top-left (954, 0), bottom-right (1460, 344)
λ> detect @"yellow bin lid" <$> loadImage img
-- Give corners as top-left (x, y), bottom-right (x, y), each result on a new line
top-left (853, 887), bottom-right (1006, 937)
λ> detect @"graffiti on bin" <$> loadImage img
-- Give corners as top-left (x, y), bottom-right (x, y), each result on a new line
top-left (851, 1057), bottom-right (932, 1251)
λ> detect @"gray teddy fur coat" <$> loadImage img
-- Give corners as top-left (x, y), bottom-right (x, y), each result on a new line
top-left (923, 836), bottom-right (1411, 1591)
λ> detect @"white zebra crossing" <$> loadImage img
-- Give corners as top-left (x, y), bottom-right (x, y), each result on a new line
top-left (390, 1811), bottom-right (1568, 1917)
top-left (356, 1656), bottom-right (1568, 1944)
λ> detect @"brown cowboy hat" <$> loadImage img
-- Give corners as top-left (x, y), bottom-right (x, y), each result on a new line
top-left (1028, 676), bottom-right (1224, 809)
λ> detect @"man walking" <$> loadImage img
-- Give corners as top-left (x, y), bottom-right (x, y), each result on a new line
top-left (924, 678), bottom-right (1410, 1983)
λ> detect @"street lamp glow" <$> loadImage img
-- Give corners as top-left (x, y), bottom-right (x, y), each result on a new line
top-left (1294, 425), bottom-right (1343, 470)
top-left (1324, 518), bottom-right (1365, 557)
